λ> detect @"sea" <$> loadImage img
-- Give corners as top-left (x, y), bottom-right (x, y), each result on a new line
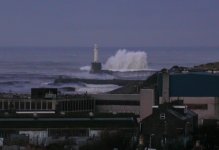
top-left (0, 46), bottom-right (219, 94)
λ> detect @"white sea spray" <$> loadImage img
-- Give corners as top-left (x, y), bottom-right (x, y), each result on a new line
top-left (104, 49), bottom-right (148, 71)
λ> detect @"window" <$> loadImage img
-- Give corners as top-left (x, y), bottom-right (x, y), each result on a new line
top-left (42, 102), bottom-right (47, 109)
top-left (15, 102), bottom-right (19, 109)
top-left (26, 102), bottom-right (30, 110)
top-left (160, 113), bottom-right (166, 120)
top-left (20, 102), bottom-right (25, 110)
top-left (48, 102), bottom-right (52, 110)
top-left (31, 102), bottom-right (36, 110)
top-left (217, 121), bottom-right (219, 128)
top-left (37, 102), bottom-right (41, 110)
top-left (4, 102), bottom-right (8, 110)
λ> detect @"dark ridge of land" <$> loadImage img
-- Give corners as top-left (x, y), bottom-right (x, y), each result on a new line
top-left (193, 61), bottom-right (219, 70)
top-left (53, 77), bottom-right (142, 86)
top-left (168, 62), bottom-right (219, 72)
top-left (109, 61), bottom-right (219, 94)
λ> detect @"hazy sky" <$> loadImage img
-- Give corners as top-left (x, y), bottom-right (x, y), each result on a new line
top-left (0, 0), bottom-right (219, 47)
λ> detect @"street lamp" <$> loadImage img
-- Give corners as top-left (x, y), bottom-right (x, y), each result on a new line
top-left (149, 133), bottom-right (155, 148)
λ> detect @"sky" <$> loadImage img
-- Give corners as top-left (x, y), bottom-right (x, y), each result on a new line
top-left (0, 0), bottom-right (219, 47)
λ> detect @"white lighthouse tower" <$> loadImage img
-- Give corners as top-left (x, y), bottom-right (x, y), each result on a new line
top-left (93, 44), bottom-right (98, 62)
top-left (91, 44), bottom-right (102, 73)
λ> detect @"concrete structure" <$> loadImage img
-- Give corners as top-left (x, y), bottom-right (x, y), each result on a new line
top-left (91, 62), bottom-right (102, 73)
top-left (140, 89), bottom-right (154, 120)
top-left (161, 69), bottom-right (169, 103)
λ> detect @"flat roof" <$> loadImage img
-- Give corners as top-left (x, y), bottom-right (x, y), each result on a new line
top-left (0, 117), bottom-right (137, 129)
top-left (158, 72), bottom-right (219, 97)
top-left (0, 113), bottom-right (137, 129)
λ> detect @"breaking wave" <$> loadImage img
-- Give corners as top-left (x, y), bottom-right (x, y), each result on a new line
top-left (76, 84), bottom-right (121, 94)
top-left (80, 65), bottom-right (91, 71)
top-left (103, 49), bottom-right (148, 71)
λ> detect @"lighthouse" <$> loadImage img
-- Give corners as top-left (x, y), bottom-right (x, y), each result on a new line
top-left (90, 44), bottom-right (102, 73)
top-left (93, 44), bottom-right (98, 62)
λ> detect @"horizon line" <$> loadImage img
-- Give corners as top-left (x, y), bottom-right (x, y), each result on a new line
top-left (0, 45), bottom-right (219, 48)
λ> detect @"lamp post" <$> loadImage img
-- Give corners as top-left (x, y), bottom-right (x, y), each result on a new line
top-left (184, 122), bottom-right (190, 148)
top-left (149, 133), bottom-right (155, 148)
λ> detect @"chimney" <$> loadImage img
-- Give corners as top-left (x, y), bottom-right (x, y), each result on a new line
top-left (161, 69), bottom-right (169, 103)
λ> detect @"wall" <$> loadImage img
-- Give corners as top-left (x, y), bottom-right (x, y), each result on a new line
top-left (140, 89), bottom-right (154, 120)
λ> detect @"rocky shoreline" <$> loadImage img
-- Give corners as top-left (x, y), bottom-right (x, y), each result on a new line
top-left (53, 77), bottom-right (142, 86)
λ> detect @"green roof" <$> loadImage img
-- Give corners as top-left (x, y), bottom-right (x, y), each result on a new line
top-left (0, 113), bottom-right (137, 129)
top-left (158, 72), bottom-right (219, 97)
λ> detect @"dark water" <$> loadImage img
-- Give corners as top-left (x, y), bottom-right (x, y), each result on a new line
top-left (0, 46), bottom-right (218, 93)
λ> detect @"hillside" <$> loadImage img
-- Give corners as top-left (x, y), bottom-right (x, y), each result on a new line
top-left (109, 61), bottom-right (219, 94)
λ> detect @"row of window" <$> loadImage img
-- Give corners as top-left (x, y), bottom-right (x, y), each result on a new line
top-left (0, 100), bottom-right (54, 110)
top-left (95, 100), bottom-right (139, 106)
top-left (58, 99), bottom-right (95, 112)
top-left (0, 99), bottom-right (139, 112)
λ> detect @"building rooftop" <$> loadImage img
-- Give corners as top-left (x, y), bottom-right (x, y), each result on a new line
top-left (0, 112), bottom-right (137, 129)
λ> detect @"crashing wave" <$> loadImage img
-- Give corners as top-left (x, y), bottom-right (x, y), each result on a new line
top-left (103, 49), bottom-right (148, 71)
top-left (80, 65), bottom-right (91, 71)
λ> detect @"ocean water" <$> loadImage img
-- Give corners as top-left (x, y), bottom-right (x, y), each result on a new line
top-left (0, 46), bottom-right (218, 94)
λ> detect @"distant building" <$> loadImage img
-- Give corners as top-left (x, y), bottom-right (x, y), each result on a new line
top-left (138, 70), bottom-right (202, 149)
top-left (0, 91), bottom-right (56, 114)
top-left (0, 88), bottom-right (138, 147)
top-left (157, 72), bottom-right (219, 124)
top-left (0, 88), bottom-right (142, 119)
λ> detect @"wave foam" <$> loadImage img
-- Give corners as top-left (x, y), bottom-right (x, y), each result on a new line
top-left (76, 84), bottom-right (120, 94)
top-left (80, 65), bottom-right (91, 71)
top-left (103, 49), bottom-right (148, 71)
